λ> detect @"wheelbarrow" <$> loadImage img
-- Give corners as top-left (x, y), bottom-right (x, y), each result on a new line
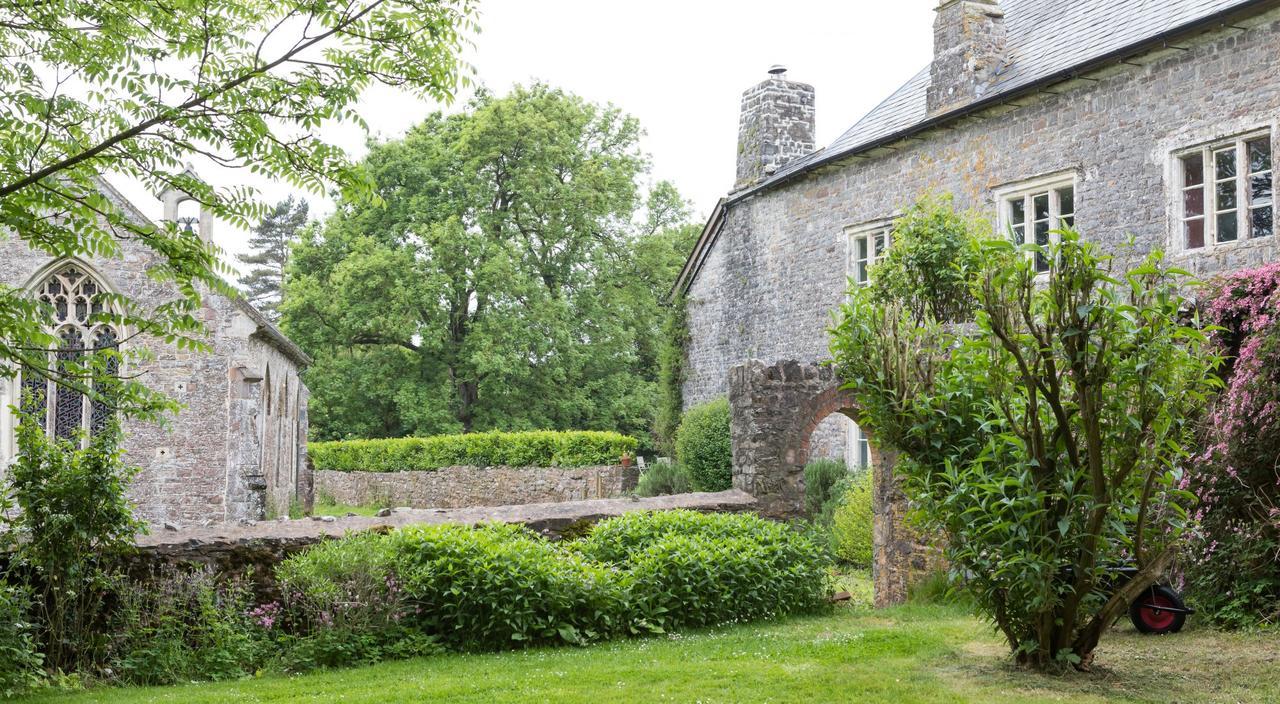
top-left (1111, 566), bottom-right (1194, 635)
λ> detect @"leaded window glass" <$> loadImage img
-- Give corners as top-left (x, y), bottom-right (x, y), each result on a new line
top-left (18, 265), bottom-right (121, 442)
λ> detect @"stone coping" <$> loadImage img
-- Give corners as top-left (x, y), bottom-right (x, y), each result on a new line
top-left (138, 489), bottom-right (758, 548)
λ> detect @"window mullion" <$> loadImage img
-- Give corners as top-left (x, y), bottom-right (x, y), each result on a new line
top-left (1238, 140), bottom-right (1249, 241)
top-left (1205, 147), bottom-right (1215, 250)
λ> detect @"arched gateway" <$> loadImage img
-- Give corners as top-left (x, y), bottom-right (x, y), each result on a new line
top-left (728, 359), bottom-right (927, 607)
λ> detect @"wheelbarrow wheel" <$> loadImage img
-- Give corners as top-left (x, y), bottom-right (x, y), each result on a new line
top-left (1129, 585), bottom-right (1187, 635)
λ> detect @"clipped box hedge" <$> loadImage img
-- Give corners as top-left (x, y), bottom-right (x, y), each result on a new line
top-left (310, 431), bottom-right (639, 472)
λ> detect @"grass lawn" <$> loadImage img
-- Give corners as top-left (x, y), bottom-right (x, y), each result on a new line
top-left (21, 574), bottom-right (1279, 704)
top-left (309, 500), bottom-right (386, 517)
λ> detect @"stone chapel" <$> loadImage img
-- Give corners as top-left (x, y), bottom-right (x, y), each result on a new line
top-left (0, 177), bottom-right (311, 526)
top-left (675, 0), bottom-right (1280, 465)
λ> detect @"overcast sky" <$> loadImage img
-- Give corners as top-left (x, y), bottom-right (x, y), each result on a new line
top-left (115, 0), bottom-right (937, 267)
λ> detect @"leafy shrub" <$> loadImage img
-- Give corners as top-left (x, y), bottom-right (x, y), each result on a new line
top-left (832, 224), bottom-right (1214, 670)
top-left (389, 524), bottom-right (631, 650)
top-left (275, 511), bottom-right (831, 656)
top-left (0, 584), bottom-right (42, 698)
top-left (803, 459), bottom-right (849, 519)
top-left (675, 399), bottom-right (731, 491)
top-left (107, 568), bottom-right (265, 685)
top-left (310, 431), bottom-right (639, 472)
top-left (869, 193), bottom-right (985, 323)
top-left (572, 509), bottom-right (777, 565)
top-left (634, 461), bottom-right (692, 497)
top-left (625, 523), bottom-right (831, 630)
top-left (1184, 264), bottom-right (1280, 628)
top-left (830, 471), bottom-right (874, 566)
top-left (276, 531), bottom-right (437, 670)
top-left (4, 416), bottom-right (142, 672)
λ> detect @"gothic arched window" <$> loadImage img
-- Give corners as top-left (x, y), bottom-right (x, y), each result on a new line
top-left (18, 264), bottom-right (121, 441)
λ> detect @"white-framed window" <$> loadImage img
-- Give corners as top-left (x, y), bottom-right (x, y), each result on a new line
top-left (1176, 132), bottom-right (1273, 251)
top-left (847, 220), bottom-right (894, 286)
top-left (846, 420), bottom-right (871, 469)
top-left (996, 174), bottom-right (1077, 273)
top-left (3, 263), bottom-right (121, 457)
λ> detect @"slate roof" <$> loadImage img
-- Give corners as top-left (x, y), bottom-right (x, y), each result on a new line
top-left (735, 0), bottom-right (1272, 200)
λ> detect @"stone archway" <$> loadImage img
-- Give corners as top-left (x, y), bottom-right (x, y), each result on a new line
top-left (728, 359), bottom-right (922, 607)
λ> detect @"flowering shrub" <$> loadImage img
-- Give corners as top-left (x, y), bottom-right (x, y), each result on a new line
top-left (107, 567), bottom-right (265, 685)
top-left (275, 531), bottom-right (438, 669)
top-left (1187, 264), bottom-right (1280, 628)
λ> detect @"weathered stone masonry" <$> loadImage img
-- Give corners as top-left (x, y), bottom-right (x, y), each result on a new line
top-left (680, 2), bottom-right (1280, 606)
top-left (0, 180), bottom-right (311, 525)
top-left (314, 464), bottom-right (640, 510)
top-left (685, 8), bottom-right (1280, 461)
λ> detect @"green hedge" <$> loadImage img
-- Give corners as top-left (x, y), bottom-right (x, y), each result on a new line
top-left (310, 431), bottom-right (639, 472)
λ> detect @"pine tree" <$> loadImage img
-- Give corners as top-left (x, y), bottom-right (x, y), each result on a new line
top-left (238, 196), bottom-right (309, 321)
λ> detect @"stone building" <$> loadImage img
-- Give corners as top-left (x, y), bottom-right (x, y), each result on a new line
top-left (0, 177), bottom-right (311, 526)
top-left (675, 0), bottom-right (1280, 464)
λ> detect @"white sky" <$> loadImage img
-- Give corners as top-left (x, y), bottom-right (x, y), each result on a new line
top-left (113, 0), bottom-right (937, 268)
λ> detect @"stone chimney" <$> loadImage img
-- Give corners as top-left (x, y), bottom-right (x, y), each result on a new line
top-left (734, 65), bottom-right (815, 190)
top-left (927, 0), bottom-right (1007, 116)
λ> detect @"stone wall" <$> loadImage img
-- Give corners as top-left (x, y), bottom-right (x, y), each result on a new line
top-left (0, 182), bottom-right (310, 526)
top-left (132, 489), bottom-right (756, 599)
top-left (684, 11), bottom-right (1280, 458)
top-left (314, 464), bottom-right (641, 510)
top-left (726, 359), bottom-right (924, 606)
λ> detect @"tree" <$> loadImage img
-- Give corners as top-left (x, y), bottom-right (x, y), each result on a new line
top-left (832, 218), bottom-right (1214, 670)
top-left (283, 85), bottom-right (696, 440)
top-left (238, 196), bottom-right (310, 321)
top-left (0, 0), bottom-right (477, 419)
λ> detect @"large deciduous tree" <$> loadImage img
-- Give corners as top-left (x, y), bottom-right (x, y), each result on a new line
top-left (832, 208), bottom-right (1215, 670)
top-left (0, 0), bottom-right (476, 418)
top-left (238, 196), bottom-right (310, 321)
top-left (282, 85), bottom-right (697, 441)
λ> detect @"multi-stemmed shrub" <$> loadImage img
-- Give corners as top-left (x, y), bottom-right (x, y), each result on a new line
top-left (832, 219), bottom-right (1214, 670)
top-left (674, 398), bottom-right (732, 491)
top-left (310, 430), bottom-right (638, 472)
top-left (4, 416), bottom-right (142, 674)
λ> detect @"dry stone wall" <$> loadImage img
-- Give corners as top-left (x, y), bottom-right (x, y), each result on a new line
top-left (132, 489), bottom-right (756, 599)
top-left (315, 464), bottom-right (640, 509)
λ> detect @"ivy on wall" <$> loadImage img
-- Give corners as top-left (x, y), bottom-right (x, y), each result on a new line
top-left (654, 294), bottom-right (689, 456)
